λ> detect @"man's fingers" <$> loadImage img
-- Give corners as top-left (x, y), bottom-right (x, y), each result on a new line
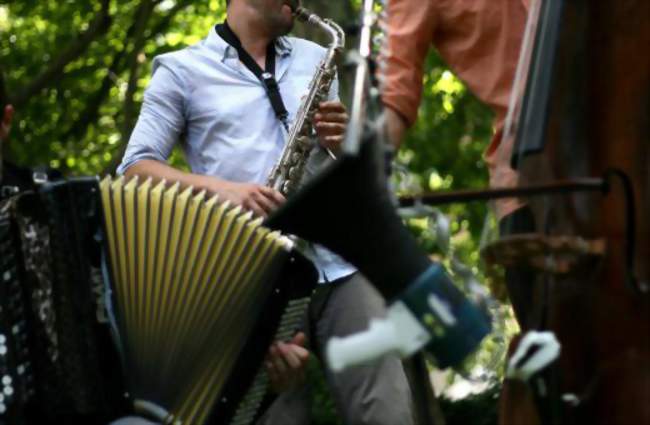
top-left (240, 185), bottom-right (287, 218)
top-left (314, 112), bottom-right (348, 124)
top-left (259, 186), bottom-right (286, 207)
top-left (266, 360), bottom-right (278, 381)
top-left (315, 122), bottom-right (346, 136)
top-left (266, 359), bottom-right (288, 391)
top-left (291, 332), bottom-right (307, 347)
top-left (325, 135), bottom-right (344, 143)
top-left (269, 345), bottom-right (289, 375)
top-left (243, 199), bottom-right (267, 218)
top-left (318, 101), bottom-right (347, 113)
top-left (251, 191), bottom-right (276, 214)
top-left (316, 101), bottom-right (348, 124)
top-left (292, 345), bottom-right (310, 362)
top-left (280, 341), bottom-right (309, 366)
top-left (277, 342), bottom-right (304, 369)
top-left (266, 338), bottom-right (310, 393)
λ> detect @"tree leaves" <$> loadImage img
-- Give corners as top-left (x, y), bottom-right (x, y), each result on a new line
top-left (1, 0), bottom-right (511, 404)
top-left (1, 0), bottom-right (222, 174)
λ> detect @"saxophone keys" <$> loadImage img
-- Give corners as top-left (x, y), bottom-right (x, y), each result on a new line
top-left (288, 167), bottom-right (301, 179)
top-left (297, 136), bottom-right (312, 148)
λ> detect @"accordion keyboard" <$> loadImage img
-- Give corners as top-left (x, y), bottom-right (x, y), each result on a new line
top-left (0, 199), bottom-right (34, 422)
top-left (229, 296), bottom-right (311, 425)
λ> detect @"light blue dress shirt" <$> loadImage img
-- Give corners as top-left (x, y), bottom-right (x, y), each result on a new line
top-left (118, 27), bottom-right (355, 283)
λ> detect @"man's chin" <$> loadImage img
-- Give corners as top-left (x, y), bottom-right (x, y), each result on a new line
top-left (274, 19), bottom-right (294, 37)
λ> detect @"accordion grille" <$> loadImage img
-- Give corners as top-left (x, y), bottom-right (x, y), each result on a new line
top-left (99, 176), bottom-right (290, 425)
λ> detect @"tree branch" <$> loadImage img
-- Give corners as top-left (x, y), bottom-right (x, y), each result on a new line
top-left (98, 0), bottom-right (195, 175)
top-left (11, 0), bottom-right (112, 109)
top-left (0, 67), bottom-right (7, 171)
top-left (0, 66), bottom-right (7, 108)
top-left (62, 54), bottom-right (126, 143)
top-left (121, 0), bottom-right (157, 142)
top-left (150, 0), bottom-right (195, 39)
top-left (119, 0), bottom-right (194, 141)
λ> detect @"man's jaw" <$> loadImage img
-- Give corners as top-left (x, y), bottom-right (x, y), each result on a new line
top-left (275, 2), bottom-right (296, 36)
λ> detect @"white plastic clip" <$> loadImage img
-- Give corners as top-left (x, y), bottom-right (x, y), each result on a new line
top-left (506, 331), bottom-right (561, 381)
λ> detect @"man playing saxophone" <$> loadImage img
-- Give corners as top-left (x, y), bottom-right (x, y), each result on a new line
top-left (118, 0), bottom-right (414, 423)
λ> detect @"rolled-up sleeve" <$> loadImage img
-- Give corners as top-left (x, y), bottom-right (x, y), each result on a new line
top-left (381, 0), bottom-right (437, 127)
top-left (117, 58), bottom-right (187, 175)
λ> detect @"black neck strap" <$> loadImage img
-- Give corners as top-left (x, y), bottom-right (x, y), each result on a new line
top-left (216, 21), bottom-right (289, 130)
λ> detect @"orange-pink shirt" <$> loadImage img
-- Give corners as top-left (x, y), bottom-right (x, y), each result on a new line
top-left (382, 0), bottom-right (530, 217)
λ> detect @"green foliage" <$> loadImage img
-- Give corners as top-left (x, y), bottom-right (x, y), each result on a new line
top-left (397, 50), bottom-right (495, 239)
top-left (308, 357), bottom-right (343, 425)
top-left (439, 384), bottom-right (501, 425)
top-left (393, 50), bottom-right (520, 388)
top-left (304, 46), bottom-right (515, 421)
top-left (1, 0), bottom-right (228, 175)
top-left (1, 1), bottom-right (513, 422)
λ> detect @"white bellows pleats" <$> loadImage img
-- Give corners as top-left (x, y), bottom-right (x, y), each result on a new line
top-left (100, 176), bottom-right (291, 425)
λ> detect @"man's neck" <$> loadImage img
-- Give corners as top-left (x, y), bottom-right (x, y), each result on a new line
top-left (227, 5), bottom-right (274, 65)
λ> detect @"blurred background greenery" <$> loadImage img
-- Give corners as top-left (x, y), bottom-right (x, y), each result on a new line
top-left (0, 1), bottom-right (517, 423)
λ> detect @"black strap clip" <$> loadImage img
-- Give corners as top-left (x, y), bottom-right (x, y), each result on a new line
top-left (217, 22), bottom-right (291, 131)
top-left (262, 73), bottom-right (289, 128)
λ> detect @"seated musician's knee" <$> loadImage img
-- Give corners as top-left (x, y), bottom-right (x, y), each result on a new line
top-left (332, 356), bottom-right (414, 425)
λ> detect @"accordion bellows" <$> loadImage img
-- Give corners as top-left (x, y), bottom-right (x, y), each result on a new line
top-left (100, 176), bottom-right (291, 424)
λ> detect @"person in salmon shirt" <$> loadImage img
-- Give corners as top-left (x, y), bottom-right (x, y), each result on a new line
top-left (381, 0), bottom-right (537, 325)
top-left (383, 0), bottom-right (529, 217)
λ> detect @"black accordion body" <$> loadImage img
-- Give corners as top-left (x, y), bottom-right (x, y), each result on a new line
top-left (0, 176), bottom-right (316, 425)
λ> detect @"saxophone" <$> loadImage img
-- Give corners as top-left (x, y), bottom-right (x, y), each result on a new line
top-left (266, 7), bottom-right (345, 197)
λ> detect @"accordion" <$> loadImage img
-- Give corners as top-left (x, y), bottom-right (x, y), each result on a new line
top-left (0, 176), bottom-right (317, 425)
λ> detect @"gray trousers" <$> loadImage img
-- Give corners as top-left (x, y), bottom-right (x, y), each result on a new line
top-left (258, 272), bottom-right (415, 425)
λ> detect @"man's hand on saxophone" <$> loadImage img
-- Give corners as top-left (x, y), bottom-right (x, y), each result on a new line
top-left (314, 100), bottom-right (348, 152)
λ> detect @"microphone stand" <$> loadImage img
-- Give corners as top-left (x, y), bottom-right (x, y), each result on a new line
top-left (343, 2), bottom-right (444, 424)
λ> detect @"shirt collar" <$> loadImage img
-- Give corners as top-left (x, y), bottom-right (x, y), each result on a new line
top-left (275, 36), bottom-right (293, 57)
top-left (211, 26), bottom-right (293, 62)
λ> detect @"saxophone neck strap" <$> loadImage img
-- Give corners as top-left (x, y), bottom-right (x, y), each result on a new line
top-left (216, 21), bottom-right (290, 130)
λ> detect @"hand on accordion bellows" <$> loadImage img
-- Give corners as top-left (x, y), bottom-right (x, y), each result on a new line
top-left (122, 162), bottom-right (285, 218)
top-left (1, 104), bottom-right (14, 142)
top-left (314, 101), bottom-right (348, 151)
top-left (214, 180), bottom-right (286, 218)
top-left (266, 332), bottom-right (310, 393)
